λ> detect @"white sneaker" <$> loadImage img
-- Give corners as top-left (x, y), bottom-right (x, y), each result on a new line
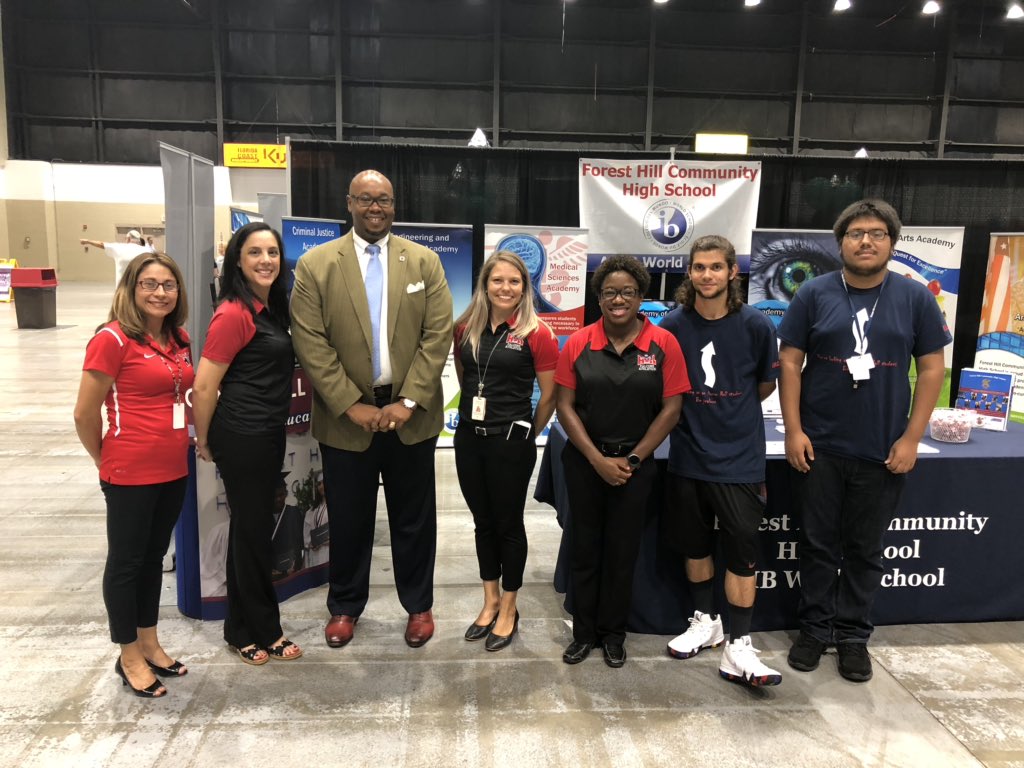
top-left (719, 635), bottom-right (782, 687)
top-left (667, 611), bottom-right (725, 659)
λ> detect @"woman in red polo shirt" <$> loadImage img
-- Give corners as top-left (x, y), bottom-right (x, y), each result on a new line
top-left (453, 251), bottom-right (559, 652)
top-left (192, 222), bottom-right (302, 666)
top-left (74, 252), bottom-right (194, 698)
top-left (555, 256), bottom-right (689, 668)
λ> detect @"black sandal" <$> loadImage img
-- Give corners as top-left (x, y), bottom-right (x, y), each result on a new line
top-left (147, 658), bottom-right (188, 677)
top-left (266, 638), bottom-right (303, 661)
top-left (231, 644), bottom-right (269, 666)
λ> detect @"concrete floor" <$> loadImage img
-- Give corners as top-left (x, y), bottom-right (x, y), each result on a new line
top-left (1, 283), bottom-right (1022, 768)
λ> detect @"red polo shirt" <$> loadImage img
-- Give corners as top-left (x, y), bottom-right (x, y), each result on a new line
top-left (83, 321), bottom-right (194, 485)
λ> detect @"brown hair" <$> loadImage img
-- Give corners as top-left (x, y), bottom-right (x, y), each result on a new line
top-left (103, 251), bottom-right (189, 347)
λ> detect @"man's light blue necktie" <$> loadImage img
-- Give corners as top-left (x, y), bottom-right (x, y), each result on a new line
top-left (365, 243), bottom-right (383, 381)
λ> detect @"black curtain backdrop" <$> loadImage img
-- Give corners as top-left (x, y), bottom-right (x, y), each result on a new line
top-left (290, 140), bottom-right (1024, 404)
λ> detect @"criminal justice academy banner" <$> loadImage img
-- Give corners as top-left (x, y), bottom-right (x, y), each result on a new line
top-left (579, 159), bottom-right (761, 273)
top-left (977, 235), bottom-right (1024, 424)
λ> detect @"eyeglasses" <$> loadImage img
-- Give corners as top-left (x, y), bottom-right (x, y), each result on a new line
top-left (137, 279), bottom-right (179, 293)
top-left (599, 287), bottom-right (640, 301)
top-left (844, 229), bottom-right (889, 242)
top-left (348, 194), bottom-right (395, 209)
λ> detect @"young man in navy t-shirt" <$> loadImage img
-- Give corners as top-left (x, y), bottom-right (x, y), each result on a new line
top-left (778, 199), bottom-right (951, 682)
top-left (660, 235), bottom-right (783, 687)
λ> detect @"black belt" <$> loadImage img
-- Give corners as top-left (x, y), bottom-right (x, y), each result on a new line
top-left (597, 441), bottom-right (637, 458)
top-left (372, 385), bottom-right (393, 406)
top-left (473, 424), bottom-right (506, 437)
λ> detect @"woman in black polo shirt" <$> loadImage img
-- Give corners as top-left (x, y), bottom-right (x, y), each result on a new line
top-left (454, 251), bottom-right (559, 651)
top-left (555, 256), bottom-right (689, 667)
top-left (192, 222), bottom-right (303, 666)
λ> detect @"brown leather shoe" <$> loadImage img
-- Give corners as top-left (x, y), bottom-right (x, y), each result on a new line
top-left (404, 610), bottom-right (434, 648)
top-left (325, 614), bottom-right (357, 648)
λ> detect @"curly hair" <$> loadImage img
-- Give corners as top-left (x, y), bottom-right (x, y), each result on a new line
top-left (675, 235), bottom-right (744, 314)
top-left (591, 255), bottom-right (651, 296)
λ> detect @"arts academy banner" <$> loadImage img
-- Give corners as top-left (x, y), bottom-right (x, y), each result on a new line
top-left (578, 159), bottom-right (761, 273)
top-left (977, 234), bottom-right (1024, 424)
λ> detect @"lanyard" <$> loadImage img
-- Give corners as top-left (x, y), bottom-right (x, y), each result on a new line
top-left (840, 271), bottom-right (887, 356)
top-left (149, 339), bottom-right (186, 404)
top-left (476, 327), bottom-right (509, 398)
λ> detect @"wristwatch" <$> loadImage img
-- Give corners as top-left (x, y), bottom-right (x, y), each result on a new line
top-left (401, 398), bottom-right (417, 411)
top-left (627, 453), bottom-right (641, 469)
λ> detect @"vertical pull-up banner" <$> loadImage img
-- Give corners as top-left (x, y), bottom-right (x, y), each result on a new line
top-left (977, 234), bottom-right (1024, 424)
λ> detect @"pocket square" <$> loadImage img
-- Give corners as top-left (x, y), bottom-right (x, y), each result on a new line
top-left (406, 281), bottom-right (425, 294)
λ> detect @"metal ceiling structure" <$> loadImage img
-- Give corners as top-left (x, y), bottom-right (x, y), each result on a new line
top-left (3, 0), bottom-right (1023, 163)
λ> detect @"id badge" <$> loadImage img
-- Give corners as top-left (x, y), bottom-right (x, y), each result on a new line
top-left (846, 353), bottom-right (874, 381)
top-left (172, 402), bottom-right (186, 430)
top-left (471, 396), bottom-right (486, 420)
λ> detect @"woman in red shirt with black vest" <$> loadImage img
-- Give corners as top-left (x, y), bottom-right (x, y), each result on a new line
top-left (75, 252), bottom-right (194, 698)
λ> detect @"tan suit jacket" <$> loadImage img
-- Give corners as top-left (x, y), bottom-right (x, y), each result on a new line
top-left (290, 232), bottom-right (453, 451)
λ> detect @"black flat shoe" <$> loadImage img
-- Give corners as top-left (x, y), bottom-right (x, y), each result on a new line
top-left (603, 642), bottom-right (627, 668)
top-left (464, 617), bottom-right (497, 642)
top-left (484, 610), bottom-right (519, 652)
top-left (562, 640), bottom-right (594, 665)
top-left (115, 657), bottom-right (166, 698)
top-left (146, 658), bottom-right (188, 677)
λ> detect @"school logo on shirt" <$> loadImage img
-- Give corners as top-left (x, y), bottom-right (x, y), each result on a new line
top-left (505, 334), bottom-right (525, 351)
top-left (636, 354), bottom-right (658, 372)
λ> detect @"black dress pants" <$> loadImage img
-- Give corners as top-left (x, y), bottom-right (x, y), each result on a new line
top-left (562, 442), bottom-right (656, 646)
top-left (453, 423), bottom-right (537, 592)
top-left (321, 432), bottom-right (438, 617)
top-left (209, 419), bottom-right (286, 649)
top-left (101, 477), bottom-right (186, 644)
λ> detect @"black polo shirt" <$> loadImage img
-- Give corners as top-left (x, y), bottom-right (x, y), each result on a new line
top-left (555, 315), bottom-right (690, 445)
top-left (202, 298), bottom-right (294, 434)
top-left (455, 320), bottom-right (559, 427)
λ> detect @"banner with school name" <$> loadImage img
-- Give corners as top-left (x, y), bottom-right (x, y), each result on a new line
top-left (281, 216), bottom-right (345, 291)
top-left (977, 234), bottom-right (1024, 424)
top-left (578, 159), bottom-right (761, 273)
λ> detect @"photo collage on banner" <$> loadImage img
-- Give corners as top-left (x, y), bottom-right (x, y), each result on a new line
top-left (194, 220), bottom-right (473, 615)
top-left (749, 227), bottom-right (963, 407)
top-left (483, 226), bottom-right (589, 441)
top-left (977, 235), bottom-right (1024, 423)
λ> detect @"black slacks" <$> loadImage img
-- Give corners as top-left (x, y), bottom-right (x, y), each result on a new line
top-left (562, 442), bottom-right (656, 646)
top-left (453, 423), bottom-right (537, 592)
top-left (209, 419), bottom-right (286, 649)
top-left (321, 432), bottom-right (438, 617)
top-left (101, 477), bottom-right (186, 644)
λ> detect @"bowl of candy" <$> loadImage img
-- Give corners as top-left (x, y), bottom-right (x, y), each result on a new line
top-left (928, 408), bottom-right (972, 443)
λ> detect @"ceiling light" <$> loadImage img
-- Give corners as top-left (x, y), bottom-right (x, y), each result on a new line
top-left (1009, 3), bottom-right (1024, 19)
top-left (745, 0), bottom-right (761, 6)
top-left (468, 128), bottom-right (489, 147)
top-left (922, 1), bottom-right (940, 14)
top-left (854, 147), bottom-right (869, 158)
top-left (834, 0), bottom-right (852, 10)
top-left (653, 0), bottom-right (670, 5)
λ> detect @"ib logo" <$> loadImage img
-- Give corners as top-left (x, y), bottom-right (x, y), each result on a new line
top-left (445, 409), bottom-right (461, 432)
top-left (643, 200), bottom-right (694, 251)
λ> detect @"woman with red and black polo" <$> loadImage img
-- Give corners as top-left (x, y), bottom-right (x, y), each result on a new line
top-left (454, 250), bottom-right (559, 652)
top-left (74, 252), bottom-right (194, 698)
top-left (555, 255), bottom-right (689, 668)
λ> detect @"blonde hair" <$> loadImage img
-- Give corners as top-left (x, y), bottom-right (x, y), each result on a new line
top-left (104, 251), bottom-right (189, 347)
top-left (455, 250), bottom-right (547, 361)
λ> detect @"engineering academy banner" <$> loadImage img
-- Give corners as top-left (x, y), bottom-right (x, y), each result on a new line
top-left (977, 234), bottom-right (1024, 423)
top-left (578, 159), bottom-right (761, 273)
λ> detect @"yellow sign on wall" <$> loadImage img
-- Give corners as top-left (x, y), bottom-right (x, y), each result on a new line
top-left (223, 143), bottom-right (288, 169)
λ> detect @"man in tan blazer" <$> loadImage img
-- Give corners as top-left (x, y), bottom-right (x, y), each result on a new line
top-left (291, 169), bottom-right (453, 649)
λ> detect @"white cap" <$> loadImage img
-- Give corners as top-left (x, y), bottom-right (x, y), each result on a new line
top-left (126, 230), bottom-right (142, 241)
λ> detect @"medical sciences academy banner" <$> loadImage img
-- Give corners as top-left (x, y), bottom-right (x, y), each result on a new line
top-left (579, 159), bottom-right (761, 273)
top-left (978, 234), bottom-right (1024, 423)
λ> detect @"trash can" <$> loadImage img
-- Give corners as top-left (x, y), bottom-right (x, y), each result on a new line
top-left (11, 268), bottom-right (58, 329)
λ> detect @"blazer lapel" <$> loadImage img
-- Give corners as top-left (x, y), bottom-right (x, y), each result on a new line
top-left (386, 236), bottom-right (409, 345)
top-left (339, 234), bottom-right (374, 351)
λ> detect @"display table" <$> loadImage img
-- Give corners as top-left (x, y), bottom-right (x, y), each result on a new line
top-left (535, 421), bottom-right (1024, 634)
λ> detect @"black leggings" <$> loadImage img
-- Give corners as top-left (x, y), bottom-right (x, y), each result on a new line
top-left (101, 478), bottom-right (186, 644)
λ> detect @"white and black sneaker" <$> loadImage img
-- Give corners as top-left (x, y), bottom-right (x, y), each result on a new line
top-left (719, 635), bottom-right (782, 687)
top-left (667, 611), bottom-right (725, 659)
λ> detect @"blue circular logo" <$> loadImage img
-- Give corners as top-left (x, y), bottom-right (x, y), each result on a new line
top-left (496, 234), bottom-right (546, 283)
top-left (643, 201), bottom-right (693, 251)
top-left (445, 410), bottom-right (460, 432)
